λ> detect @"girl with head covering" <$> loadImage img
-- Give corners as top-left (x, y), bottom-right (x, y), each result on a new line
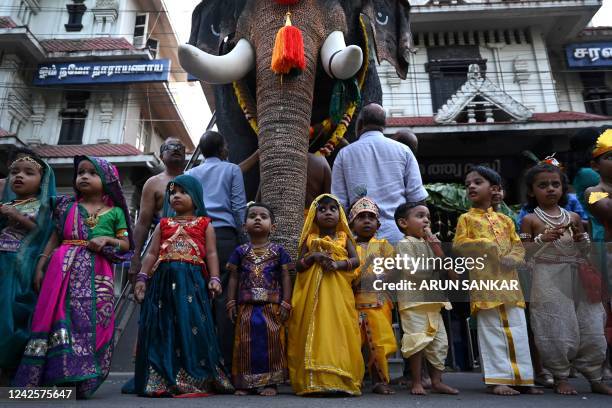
top-left (14, 156), bottom-right (133, 398)
top-left (133, 175), bottom-right (233, 397)
top-left (287, 194), bottom-right (364, 396)
top-left (0, 151), bottom-right (55, 383)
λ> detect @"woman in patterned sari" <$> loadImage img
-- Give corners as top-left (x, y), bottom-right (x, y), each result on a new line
top-left (15, 156), bottom-right (133, 398)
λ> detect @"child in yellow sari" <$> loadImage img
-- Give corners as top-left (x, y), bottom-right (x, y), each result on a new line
top-left (288, 194), bottom-right (364, 396)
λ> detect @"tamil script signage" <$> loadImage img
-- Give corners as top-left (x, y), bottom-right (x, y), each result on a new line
top-left (33, 59), bottom-right (171, 85)
top-left (419, 158), bottom-right (520, 182)
top-left (565, 42), bottom-right (612, 69)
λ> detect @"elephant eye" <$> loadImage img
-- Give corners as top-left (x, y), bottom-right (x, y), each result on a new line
top-left (376, 11), bottom-right (389, 26)
top-left (210, 23), bottom-right (220, 37)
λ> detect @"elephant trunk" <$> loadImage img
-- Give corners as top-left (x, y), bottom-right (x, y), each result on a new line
top-left (251, 3), bottom-right (324, 258)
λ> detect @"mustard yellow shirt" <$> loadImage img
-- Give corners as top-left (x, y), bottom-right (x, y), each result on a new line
top-left (452, 207), bottom-right (525, 313)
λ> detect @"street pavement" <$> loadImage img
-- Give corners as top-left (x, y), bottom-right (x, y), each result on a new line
top-left (5, 372), bottom-right (611, 407)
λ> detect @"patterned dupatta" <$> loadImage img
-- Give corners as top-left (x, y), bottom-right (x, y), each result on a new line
top-left (1, 160), bottom-right (56, 288)
top-left (15, 156), bottom-right (132, 398)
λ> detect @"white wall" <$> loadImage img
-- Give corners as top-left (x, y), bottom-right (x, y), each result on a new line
top-left (379, 26), bottom-right (565, 117)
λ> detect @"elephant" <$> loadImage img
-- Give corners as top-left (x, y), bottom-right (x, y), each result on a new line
top-left (181, 0), bottom-right (414, 257)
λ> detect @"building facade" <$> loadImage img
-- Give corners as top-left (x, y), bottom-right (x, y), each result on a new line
top-left (0, 0), bottom-right (197, 203)
top-left (381, 0), bottom-right (611, 201)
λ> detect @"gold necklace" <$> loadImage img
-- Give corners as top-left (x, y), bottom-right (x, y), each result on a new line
top-left (4, 197), bottom-right (37, 207)
top-left (84, 205), bottom-right (105, 228)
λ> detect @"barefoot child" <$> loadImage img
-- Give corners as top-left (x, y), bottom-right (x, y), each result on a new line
top-left (521, 161), bottom-right (611, 396)
top-left (288, 194), bottom-right (364, 395)
top-left (226, 202), bottom-right (292, 396)
top-left (0, 152), bottom-right (55, 384)
top-left (394, 203), bottom-right (459, 396)
top-left (586, 130), bottom-right (612, 395)
top-left (133, 175), bottom-right (233, 397)
top-left (453, 166), bottom-right (540, 396)
top-left (15, 156), bottom-right (133, 398)
top-left (348, 196), bottom-right (397, 395)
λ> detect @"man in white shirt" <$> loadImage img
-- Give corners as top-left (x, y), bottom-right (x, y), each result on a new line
top-left (331, 103), bottom-right (427, 243)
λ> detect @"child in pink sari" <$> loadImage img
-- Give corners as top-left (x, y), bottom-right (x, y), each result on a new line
top-left (15, 156), bottom-right (133, 398)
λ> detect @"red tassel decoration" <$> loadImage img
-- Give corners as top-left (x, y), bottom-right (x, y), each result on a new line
top-left (271, 12), bottom-right (305, 76)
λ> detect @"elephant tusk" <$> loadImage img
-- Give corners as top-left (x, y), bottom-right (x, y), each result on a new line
top-left (320, 31), bottom-right (363, 80)
top-left (178, 39), bottom-right (255, 85)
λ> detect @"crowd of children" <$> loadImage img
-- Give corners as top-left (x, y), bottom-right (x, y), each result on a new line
top-left (0, 130), bottom-right (611, 399)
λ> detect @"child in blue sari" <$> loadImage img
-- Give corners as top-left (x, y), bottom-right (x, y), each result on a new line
top-left (0, 151), bottom-right (55, 384)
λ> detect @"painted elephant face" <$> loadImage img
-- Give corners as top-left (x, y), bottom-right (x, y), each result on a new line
top-left (360, 0), bottom-right (413, 79)
top-left (188, 0), bottom-right (246, 54)
top-left (189, 0), bottom-right (413, 80)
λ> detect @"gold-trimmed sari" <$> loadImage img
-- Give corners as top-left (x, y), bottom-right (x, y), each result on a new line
top-left (288, 194), bottom-right (364, 395)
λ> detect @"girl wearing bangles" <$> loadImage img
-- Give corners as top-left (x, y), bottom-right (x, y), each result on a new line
top-left (133, 175), bottom-right (233, 397)
top-left (288, 194), bottom-right (364, 396)
top-left (15, 156), bottom-right (133, 398)
top-left (0, 150), bottom-right (55, 384)
top-left (226, 202), bottom-right (292, 396)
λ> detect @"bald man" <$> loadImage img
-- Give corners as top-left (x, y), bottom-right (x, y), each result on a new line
top-left (331, 103), bottom-right (427, 242)
top-left (128, 138), bottom-right (186, 280)
top-left (305, 153), bottom-right (332, 211)
top-left (391, 130), bottom-right (418, 155)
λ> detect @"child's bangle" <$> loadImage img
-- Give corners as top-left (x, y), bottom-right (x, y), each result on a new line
top-left (136, 272), bottom-right (148, 283)
top-left (280, 300), bottom-right (292, 310)
top-left (534, 234), bottom-right (544, 245)
top-left (209, 276), bottom-right (221, 285)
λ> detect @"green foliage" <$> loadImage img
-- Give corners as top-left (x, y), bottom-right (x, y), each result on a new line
top-left (424, 183), bottom-right (519, 220)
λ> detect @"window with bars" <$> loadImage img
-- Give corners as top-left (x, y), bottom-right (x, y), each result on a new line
top-left (580, 72), bottom-right (612, 116)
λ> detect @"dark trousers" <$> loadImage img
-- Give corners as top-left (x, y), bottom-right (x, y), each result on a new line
top-left (213, 227), bottom-right (239, 373)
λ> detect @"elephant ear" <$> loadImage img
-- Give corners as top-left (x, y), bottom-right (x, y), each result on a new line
top-left (361, 0), bottom-right (414, 79)
top-left (188, 0), bottom-right (246, 54)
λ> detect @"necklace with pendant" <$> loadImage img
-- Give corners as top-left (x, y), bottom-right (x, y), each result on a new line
top-left (84, 205), bottom-right (105, 228)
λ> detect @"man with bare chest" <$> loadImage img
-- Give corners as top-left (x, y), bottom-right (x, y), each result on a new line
top-left (305, 153), bottom-right (331, 212)
top-left (128, 138), bottom-right (186, 280)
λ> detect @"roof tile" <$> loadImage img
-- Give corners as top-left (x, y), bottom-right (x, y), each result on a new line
top-left (0, 16), bottom-right (17, 29)
top-left (0, 127), bottom-right (14, 137)
top-left (387, 111), bottom-right (612, 127)
top-left (34, 143), bottom-right (144, 158)
top-left (40, 37), bottom-right (135, 53)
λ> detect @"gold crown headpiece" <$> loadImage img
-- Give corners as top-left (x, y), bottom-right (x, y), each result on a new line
top-left (9, 156), bottom-right (42, 171)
